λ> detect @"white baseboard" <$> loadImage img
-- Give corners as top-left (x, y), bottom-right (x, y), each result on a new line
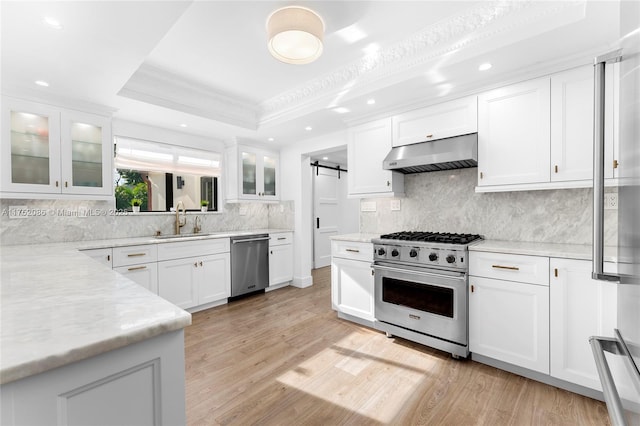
top-left (292, 275), bottom-right (313, 288)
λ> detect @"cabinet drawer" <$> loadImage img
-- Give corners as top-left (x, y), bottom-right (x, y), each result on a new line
top-left (469, 251), bottom-right (549, 286)
top-left (331, 241), bottom-right (373, 262)
top-left (112, 245), bottom-right (158, 267)
top-left (81, 248), bottom-right (113, 268)
top-left (269, 232), bottom-right (292, 247)
top-left (157, 238), bottom-right (230, 261)
top-left (113, 263), bottom-right (158, 294)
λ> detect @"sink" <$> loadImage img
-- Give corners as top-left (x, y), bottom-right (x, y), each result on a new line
top-left (154, 233), bottom-right (209, 240)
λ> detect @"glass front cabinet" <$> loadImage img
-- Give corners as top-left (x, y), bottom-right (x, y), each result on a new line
top-left (225, 144), bottom-right (279, 202)
top-left (2, 97), bottom-right (112, 198)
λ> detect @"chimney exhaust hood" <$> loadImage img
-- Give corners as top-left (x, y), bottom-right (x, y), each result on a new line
top-left (383, 133), bottom-right (478, 174)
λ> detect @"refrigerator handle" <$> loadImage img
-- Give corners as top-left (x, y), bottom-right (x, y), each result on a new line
top-left (592, 49), bottom-right (622, 282)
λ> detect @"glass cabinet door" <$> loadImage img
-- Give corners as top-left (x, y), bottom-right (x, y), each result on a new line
top-left (1, 99), bottom-right (61, 193)
top-left (263, 155), bottom-right (277, 197)
top-left (60, 112), bottom-right (111, 195)
top-left (242, 151), bottom-right (257, 196)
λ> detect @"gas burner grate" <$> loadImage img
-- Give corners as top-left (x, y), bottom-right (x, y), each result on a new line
top-left (380, 231), bottom-right (482, 245)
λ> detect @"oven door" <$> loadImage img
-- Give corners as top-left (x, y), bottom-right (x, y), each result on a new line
top-left (374, 262), bottom-right (467, 346)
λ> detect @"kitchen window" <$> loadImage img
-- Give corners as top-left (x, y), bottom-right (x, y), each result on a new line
top-left (114, 137), bottom-right (220, 212)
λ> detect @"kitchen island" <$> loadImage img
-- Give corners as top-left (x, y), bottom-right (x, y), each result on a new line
top-left (0, 243), bottom-right (192, 425)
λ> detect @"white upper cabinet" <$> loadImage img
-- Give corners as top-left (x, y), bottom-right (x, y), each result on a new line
top-left (392, 95), bottom-right (477, 147)
top-left (477, 77), bottom-right (551, 187)
top-left (347, 118), bottom-right (404, 197)
top-left (225, 144), bottom-right (279, 202)
top-left (1, 97), bottom-right (112, 199)
top-left (550, 65), bottom-right (615, 182)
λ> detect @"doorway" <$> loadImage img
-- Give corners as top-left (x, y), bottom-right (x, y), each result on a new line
top-left (310, 150), bottom-right (359, 268)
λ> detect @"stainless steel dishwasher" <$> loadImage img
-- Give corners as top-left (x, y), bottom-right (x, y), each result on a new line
top-left (230, 234), bottom-right (270, 298)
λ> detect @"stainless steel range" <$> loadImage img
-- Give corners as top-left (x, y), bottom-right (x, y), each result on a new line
top-left (372, 231), bottom-right (482, 358)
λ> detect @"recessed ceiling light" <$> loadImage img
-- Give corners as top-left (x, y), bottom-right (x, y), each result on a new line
top-left (478, 63), bottom-right (492, 71)
top-left (333, 107), bottom-right (350, 114)
top-left (179, 123), bottom-right (187, 128)
top-left (35, 80), bottom-right (49, 87)
top-left (322, 156), bottom-right (329, 160)
top-left (367, 99), bottom-right (376, 105)
top-left (267, 137), bottom-right (274, 142)
top-left (305, 126), bottom-right (313, 131)
top-left (42, 17), bottom-right (62, 30)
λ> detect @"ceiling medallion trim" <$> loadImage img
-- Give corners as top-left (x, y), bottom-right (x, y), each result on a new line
top-left (259, 0), bottom-right (578, 120)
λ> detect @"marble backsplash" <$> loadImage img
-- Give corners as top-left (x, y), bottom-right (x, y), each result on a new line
top-left (0, 199), bottom-right (294, 245)
top-left (360, 168), bottom-right (617, 246)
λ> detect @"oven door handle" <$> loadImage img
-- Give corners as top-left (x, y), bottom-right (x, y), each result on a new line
top-left (373, 263), bottom-right (465, 281)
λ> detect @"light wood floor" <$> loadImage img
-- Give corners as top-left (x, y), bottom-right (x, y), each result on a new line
top-left (184, 267), bottom-right (610, 425)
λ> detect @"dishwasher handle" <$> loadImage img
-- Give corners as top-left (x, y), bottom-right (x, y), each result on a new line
top-left (231, 236), bottom-right (270, 244)
top-left (589, 334), bottom-right (627, 426)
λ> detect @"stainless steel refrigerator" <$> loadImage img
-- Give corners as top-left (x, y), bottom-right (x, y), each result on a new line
top-left (590, 2), bottom-right (640, 424)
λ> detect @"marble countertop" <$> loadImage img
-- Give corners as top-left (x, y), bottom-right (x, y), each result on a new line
top-left (0, 228), bottom-right (294, 385)
top-left (330, 233), bottom-right (380, 243)
top-left (469, 240), bottom-right (619, 263)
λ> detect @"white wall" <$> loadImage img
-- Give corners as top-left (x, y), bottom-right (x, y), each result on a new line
top-left (279, 129), bottom-right (349, 288)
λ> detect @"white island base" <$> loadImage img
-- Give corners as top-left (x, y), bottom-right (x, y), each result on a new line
top-left (1, 330), bottom-right (186, 425)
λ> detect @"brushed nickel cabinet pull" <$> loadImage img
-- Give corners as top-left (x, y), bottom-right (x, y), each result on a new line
top-left (346, 249), bottom-right (360, 253)
top-left (127, 265), bottom-right (146, 271)
top-left (554, 268), bottom-right (558, 277)
top-left (613, 159), bottom-right (619, 169)
top-left (277, 237), bottom-right (286, 240)
top-left (127, 253), bottom-right (146, 257)
top-left (492, 264), bottom-right (520, 271)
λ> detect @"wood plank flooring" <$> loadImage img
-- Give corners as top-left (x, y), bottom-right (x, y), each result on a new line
top-left (184, 267), bottom-right (610, 425)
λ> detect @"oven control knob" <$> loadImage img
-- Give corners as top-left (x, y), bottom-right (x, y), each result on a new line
top-left (446, 254), bottom-right (456, 264)
top-left (428, 252), bottom-right (438, 261)
top-left (409, 249), bottom-right (418, 258)
top-left (391, 249), bottom-right (399, 257)
top-left (377, 248), bottom-right (386, 256)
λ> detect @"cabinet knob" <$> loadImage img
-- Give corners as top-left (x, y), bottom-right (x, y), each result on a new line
top-left (194, 262), bottom-right (198, 267)
top-left (199, 261), bottom-right (203, 267)
top-left (613, 159), bottom-right (619, 169)
top-left (386, 181), bottom-right (390, 187)
top-left (55, 181), bottom-right (59, 187)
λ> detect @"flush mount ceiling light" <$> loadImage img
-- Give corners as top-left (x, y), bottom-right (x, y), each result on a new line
top-left (267, 6), bottom-right (324, 65)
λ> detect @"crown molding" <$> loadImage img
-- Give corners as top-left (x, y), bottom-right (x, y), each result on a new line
top-left (257, 0), bottom-right (585, 127)
top-left (118, 64), bottom-right (259, 130)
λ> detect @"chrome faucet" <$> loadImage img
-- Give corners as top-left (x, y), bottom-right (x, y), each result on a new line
top-left (175, 201), bottom-right (186, 235)
top-left (193, 216), bottom-right (202, 234)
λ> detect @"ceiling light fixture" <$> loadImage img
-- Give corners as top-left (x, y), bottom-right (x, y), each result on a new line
top-left (305, 126), bottom-right (313, 131)
top-left (333, 107), bottom-right (350, 114)
top-left (322, 156), bottom-right (329, 160)
top-left (35, 80), bottom-right (49, 87)
top-left (266, 6), bottom-right (324, 65)
top-left (367, 99), bottom-right (376, 105)
top-left (179, 123), bottom-right (187, 128)
top-left (478, 62), bottom-right (492, 71)
top-left (267, 137), bottom-right (274, 142)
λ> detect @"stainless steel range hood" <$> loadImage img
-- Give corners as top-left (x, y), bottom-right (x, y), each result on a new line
top-left (383, 133), bottom-right (478, 174)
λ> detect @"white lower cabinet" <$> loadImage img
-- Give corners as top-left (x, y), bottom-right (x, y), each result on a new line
top-left (549, 258), bottom-right (617, 390)
top-left (330, 241), bottom-right (374, 323)
top-left (157, 253), bottom-right (230, 310)
top-left (269, 232), bottom-right (293, 287)
top-left (469, 276), bottom-right (550, 373)
top-left (80, 247), bottom-right (112, 268)
top-left (114, 263), bottom-right (158, 294)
